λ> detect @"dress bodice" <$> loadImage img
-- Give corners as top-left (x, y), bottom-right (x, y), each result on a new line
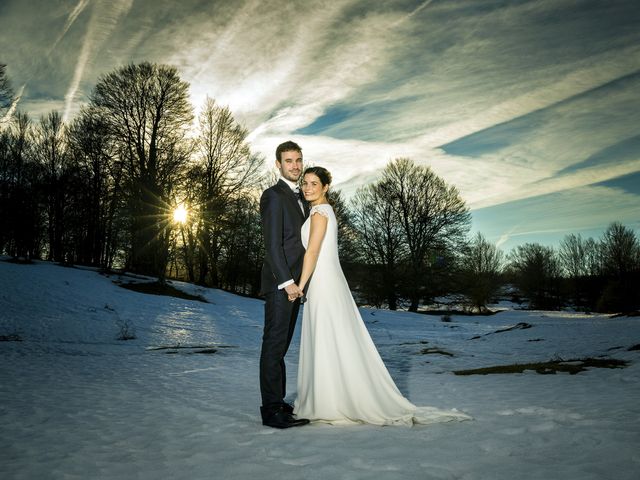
top-left (301, 203), bottom-right (339, 265)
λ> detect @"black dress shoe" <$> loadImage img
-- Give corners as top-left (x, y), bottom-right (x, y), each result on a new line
top-left (261, 406), bottom-right (310, 429)
top-left (260, 404), bottom-right (294, 419)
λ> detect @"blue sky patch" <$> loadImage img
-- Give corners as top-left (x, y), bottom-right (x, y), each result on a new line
top-left (295, 96), bottom-right (421, 140)
top-left (594, 170), bottom-right (640, 196)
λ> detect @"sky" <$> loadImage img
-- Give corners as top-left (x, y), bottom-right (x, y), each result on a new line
top-left (1, 0), bottom-right (639, 252)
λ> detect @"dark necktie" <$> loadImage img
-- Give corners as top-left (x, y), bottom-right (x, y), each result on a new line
top-left (293, 188), bottom-right (305, 214)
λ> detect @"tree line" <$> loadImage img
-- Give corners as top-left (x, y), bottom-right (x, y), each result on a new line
top-left (1, 62), bottom-right (639, 313)
top-left (1, 62), bottom-right (263, 294)
top-left (335, 165), bottom-right (639, 314)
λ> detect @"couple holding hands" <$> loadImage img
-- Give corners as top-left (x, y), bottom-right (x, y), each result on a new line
top-left (258, 141), bottom-right (470, 429)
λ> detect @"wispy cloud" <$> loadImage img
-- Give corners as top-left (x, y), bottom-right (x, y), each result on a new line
top-left (47, 0), bottom-right (90, 57)
top-left (495, 224), bottom-right (523, 250)
top-left (0, 84), bottom-right (25, 129)
top-left (176, 0), bottom-right (407, 134)
top-left (415, 46), bottom-right (640, 150)
top-left (232, 0), bottom-right (640, 213)
top-left (2, 0), bottom-right (639, 247)
top-left (63, 0), bottom-right (134, 121)
top-left (391, 0), bottom-right (436, 28)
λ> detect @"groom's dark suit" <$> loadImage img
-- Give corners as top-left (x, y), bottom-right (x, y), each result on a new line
top-left (259, 179), bottom-right (309, 411)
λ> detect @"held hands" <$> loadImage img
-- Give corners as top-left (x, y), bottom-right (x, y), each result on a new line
top-left (285, 283), bottom-right (304, 302)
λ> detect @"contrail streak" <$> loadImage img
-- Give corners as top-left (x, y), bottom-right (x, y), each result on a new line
top-left (63, 0), bottom-right (133, 122)
top-left (48, 0), bottom-right (91, 57)
top-left (64, 37), bottom-right (92, 121)
top-left (391, 0), bottom-right (435, 27)
top-left (405, 0), bottom-right (436, 20)
top-left (0, 84), bottom-right (25, 130)
top-left (5, 0), bottom-right (89, 123)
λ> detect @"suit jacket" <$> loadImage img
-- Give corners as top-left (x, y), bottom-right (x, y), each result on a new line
top-left (259, 179), bottom-right (308, 295)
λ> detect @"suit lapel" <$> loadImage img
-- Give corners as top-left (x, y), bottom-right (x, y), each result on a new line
top-left (276, 180), bottom-right (305, 220)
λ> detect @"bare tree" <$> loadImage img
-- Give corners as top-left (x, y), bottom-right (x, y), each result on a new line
top-left (218, 193), bottom-right (264, 294)
top-left (558, 233), bottom-right (602, 308)
top-left (185, 97), bottom-right (262, 286)
top-left (600, 222), bottom-right (639, 278)
top-left (583, 237), bottom-right (602, 277)
top-left (66, 108), bottom-right (123, 267)
top-left (330, 189), bottom-right (359, 267)
top-left (34, 111), bottom-right (70, 262)
top-left (90, 62), bottom-right (193, 278)
top-left (460, 232), bottom-right (504, 312)
top-left (1, 111), bottom-right (44, 259)
top-left (379, 158), bottom-right (470, 311)
top-left (0, 64), bottom-right (13, 123)
top-left (597, 222), bottom-right (640, 312)
top-left (559, 234), bottom-right (589, 279)
top-left (352, 181), bottom-right (405, 310)
top-left (507, 243), bottom-right (562, 309)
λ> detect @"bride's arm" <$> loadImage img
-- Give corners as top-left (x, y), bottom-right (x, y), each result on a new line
top-left (298, 212), bottom-right (328, 292)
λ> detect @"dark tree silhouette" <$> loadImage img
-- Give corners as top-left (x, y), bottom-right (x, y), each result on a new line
top-left (0, 64), bottom-right (13, 119)
top-left (0, 111), bottom-right (45, 259)
top-left (90, 62), bottom-right (193, 278)
top-left (597, 222), bottom-right (640, 312)
top-left (34, 111), bottom-right (70, 262)
top-left (352, 180), bottom-right (405, 310)
top-left (183, 97), bottom-right (262, 286)
top-left (558, 233), bottom-right (601, 309)
top-left (378, 158), bottom-right (470, 311)
top-left (460, 232), bottom-right (504, 312)
top-left (330, 189), bottom-right (359, 267)
top-left (66, 108), bottom-right (124, 267)
top-left (217, 194), bottom-right (264, 295)
top-left (508, 243), bottom-right (562, 309)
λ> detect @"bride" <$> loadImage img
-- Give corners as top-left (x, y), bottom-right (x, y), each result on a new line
top-left (290, 166), bottom-right (471, 426)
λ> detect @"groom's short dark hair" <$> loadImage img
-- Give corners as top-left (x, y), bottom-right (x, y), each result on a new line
top-left (276, 140), bottom-right (302, 161)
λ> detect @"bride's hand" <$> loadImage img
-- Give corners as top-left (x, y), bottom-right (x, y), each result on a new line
top-left (288, 292), bottom-right (301, 302)
top-left (288, 289), bottom-right (304, 302)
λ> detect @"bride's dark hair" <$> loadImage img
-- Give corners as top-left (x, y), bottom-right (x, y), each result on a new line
top-left (303, 166), bottom-right (333, 204)
top-left (304, 166), bottom-right (332, 186)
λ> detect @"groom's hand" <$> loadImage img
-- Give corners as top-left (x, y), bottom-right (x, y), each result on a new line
top-left (285, 283), bottom-right (303, 302)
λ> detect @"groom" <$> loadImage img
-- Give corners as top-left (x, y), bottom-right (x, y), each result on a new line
top-left (259, 140), bottom-right (310, 429)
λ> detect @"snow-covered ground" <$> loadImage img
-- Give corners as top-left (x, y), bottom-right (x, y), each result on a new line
top-left (1, 259), bottom-right (639, 480)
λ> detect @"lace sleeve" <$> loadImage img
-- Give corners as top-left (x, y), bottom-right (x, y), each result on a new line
top-left (310, 204), bottom-right (331, 218)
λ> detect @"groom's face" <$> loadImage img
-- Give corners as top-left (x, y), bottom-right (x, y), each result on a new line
top-left (277, 149), bottom-right (303, 183)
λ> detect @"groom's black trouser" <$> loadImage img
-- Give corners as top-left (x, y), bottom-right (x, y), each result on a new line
top-left (260, 289), bottom-right (301, 410)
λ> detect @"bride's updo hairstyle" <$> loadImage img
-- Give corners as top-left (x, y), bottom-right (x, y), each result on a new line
top-left (303, 166), bottom-right (333, 203)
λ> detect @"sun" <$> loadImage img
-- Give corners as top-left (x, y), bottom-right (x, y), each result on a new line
top-left (173, 205), bottom-right (188, 224)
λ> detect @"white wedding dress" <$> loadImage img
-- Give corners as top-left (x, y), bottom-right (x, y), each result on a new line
top-left (294, 204), bottom-right (471, 426)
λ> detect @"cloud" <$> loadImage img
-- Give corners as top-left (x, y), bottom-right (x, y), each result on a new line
top-left (555, 132), bottom-right (640, 177)
top-left (63, 0), bottom-right (134, 121)
top-left (223, 2), bottom-right (407, 132)
top-left (250, 132), bottom-right (422, 191)
top-left (0, 84), bottom-right (25, 129)
top-left (391, 0), bottom-right (436, 27)
top-left (47, 0), bottom-right (90, 57)
top-left (238, 0), bottom-right (640, 213)
top-left (2, 0), bottom-right (639, 249)
top-left (164, 0), bottom-right (356, 125)
top-left (415, 45), bottom-right (640, 150)
top-left (444, 67), bottom-right (640, 209)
